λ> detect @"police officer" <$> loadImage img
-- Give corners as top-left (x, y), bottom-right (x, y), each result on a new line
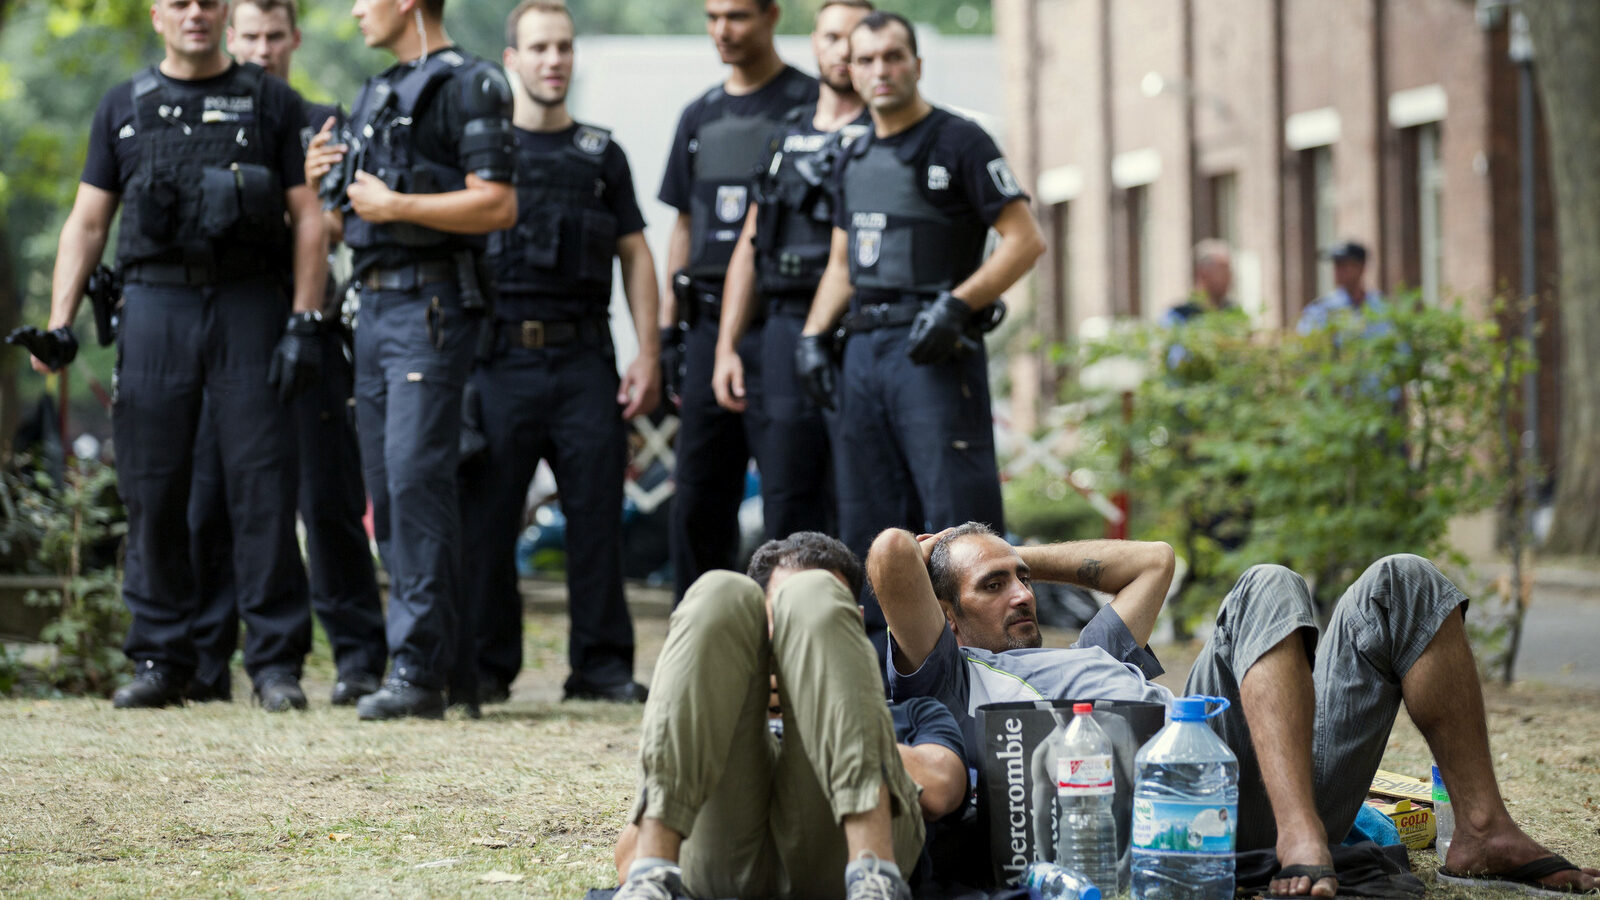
top-left (711, 0), bottom-right (874, 542)
top-left (799, 12), bottom-right (1045, 656)
top-left (184, 0), bottom-right (389, 709)
top-left (11, 0), bottom-right (326, 710)
top-left (307, 0), bottom-right (515, 720)
top-left (659, 0), bottom-right (818, 602)
top-left (455, 0), bottom-right (660, 708)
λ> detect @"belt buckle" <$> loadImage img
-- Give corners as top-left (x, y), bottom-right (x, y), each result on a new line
top-left (521, 320), bottom-right (545, 349)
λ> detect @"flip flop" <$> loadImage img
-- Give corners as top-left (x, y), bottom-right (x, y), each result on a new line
top-left (1438, 855), bottom-right (1600, 897)
top-left (1263, 864), bottom-right (1339, 899)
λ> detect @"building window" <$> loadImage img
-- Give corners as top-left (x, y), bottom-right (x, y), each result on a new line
top-left (1113, 185), bottom-right (1150, 318)
top-left (1051, 201), bottom-right (1072, 334)
top-left (1207, 172), bottom-right (1239, 249)
top-left (1416, 123), bottom-right (1443, 306)
top-left (1298, 145), bottom-right (1336, 302)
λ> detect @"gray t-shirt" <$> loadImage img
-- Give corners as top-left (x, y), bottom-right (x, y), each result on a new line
top-left (888, 604), bottom-right (1174, 768)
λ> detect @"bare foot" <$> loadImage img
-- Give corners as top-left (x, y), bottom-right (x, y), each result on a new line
top-left (1446, 822), bottom-right (1600, 893)
top-left (1272, 832), bottom-right (1338, 898)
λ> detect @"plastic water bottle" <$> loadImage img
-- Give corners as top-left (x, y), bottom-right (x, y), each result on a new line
top-left (1431, 765), bottom-right (1454, 863)
top-left (1018, 861), bottom-right (1103, 900)
top-left (1056, 702), bottom-right (1120, 894)
top-left (1132, 696), bottom-right (1239, 900)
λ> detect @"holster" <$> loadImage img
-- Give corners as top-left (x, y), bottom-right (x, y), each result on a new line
top-left (456, 250), bottom-right (498, 361)
top-left (85, 264), bottom-right (123, 347)
top-left (672, 269), bottom-right (696, 329)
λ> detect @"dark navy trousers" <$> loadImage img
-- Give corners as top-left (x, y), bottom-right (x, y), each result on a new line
top-left (757, 302), bottom-right (835, 541)
top-left (455, 324), bottom-right (636, 695)
top-left (113, 280), bottom-right (309, 680)
top-left (353, 280), bottom-right (476, 689)
top-left (831, 322), bottom-right (1006, 654)
top-left (189, 327), bottom-right (388, 691)
top-left (668, 299), bottom-right (768, 602)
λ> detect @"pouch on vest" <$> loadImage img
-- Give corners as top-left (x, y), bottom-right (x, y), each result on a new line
top-left (133, 178), bottom-right (179, 243)
top-left (578, 209), bottom-right (617, 282)
top-left (520, 204), bottom-right (562, 269)
top-left (234, 162), bottom-right (285, 240)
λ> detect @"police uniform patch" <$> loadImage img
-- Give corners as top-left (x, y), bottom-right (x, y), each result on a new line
top-left (987, 158), bottom-right (1022, 197)
top-left (856, 229), bottom-right (882, 267)
top-left (574, 125), bottom-right (610, 155)
top-left (716, 185), bottom-right (748, 223)
top-left (840, 123), bottom-right (870, 148)
top-left (927, 165), bottom-right (951, 191)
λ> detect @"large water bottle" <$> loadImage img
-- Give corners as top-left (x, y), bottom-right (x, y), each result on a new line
top-left (1018, 861), bottom-right (1104, 900)
top-left (1056, 702), bottom-right (1120, 894)
top-left (1431, 765), bottom-right (1454, 863)
top-left (1132, 696), bottom-right (1240, 900)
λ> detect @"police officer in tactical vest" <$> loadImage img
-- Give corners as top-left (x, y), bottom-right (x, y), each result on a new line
top-left (306, 0), bottom-right (515, 720)
top-left (800, 12), bottom-right (1045, 659)
top-left (9, 0), bottom-right (327, 710)
top-left (453, 0), bottom-right (661, 710)
top-left (181, 0), bottom-right (389, 709)
top-left (659, 0), bottom-right (818, 603)
top-left (712, 0), bottom-right (874, 544)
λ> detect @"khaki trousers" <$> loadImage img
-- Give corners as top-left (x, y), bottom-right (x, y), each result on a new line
top-left (630, 569), bottom-right (925, 900)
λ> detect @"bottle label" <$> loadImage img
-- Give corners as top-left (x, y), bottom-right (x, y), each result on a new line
top-left (1131, 797), bottom-right (1238, 855)
top-left (1057, 753), bottom-right (1114, 796)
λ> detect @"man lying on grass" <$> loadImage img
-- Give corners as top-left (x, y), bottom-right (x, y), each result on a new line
top-left (867, 523), bottom-right (1600, 899)
top-left (612, 532), bottom-right (967, 900)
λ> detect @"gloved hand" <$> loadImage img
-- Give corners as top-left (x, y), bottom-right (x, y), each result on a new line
top-left (459, 380), bottom-right (488, 465)
top-left (6, 325), bottom-right (79, 371)
top-left (267, 311), bottom-right (322, 404)
top-left (905, 291), bottom-right (972, 365)
top-left (660, 324), bottom-right (686, 407)
top-left (794, 332), bottom-right (837, 411)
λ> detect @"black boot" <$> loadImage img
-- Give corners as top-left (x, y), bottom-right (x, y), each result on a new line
top-left (356, 677), bottom-right (445, 721)
top-left (112, 662), bottom-right (186, 709)
top-left (254, 673), bottom-right (308, 712)
top-left (330, 670), bottom-right (381, 706)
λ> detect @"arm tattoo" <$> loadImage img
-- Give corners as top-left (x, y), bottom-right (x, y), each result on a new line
top-left (1077, 558), bottom-right (1105, 589)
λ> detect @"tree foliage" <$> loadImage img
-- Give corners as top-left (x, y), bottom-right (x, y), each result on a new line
top-left (1057, 297), bottom-right (1529, 629)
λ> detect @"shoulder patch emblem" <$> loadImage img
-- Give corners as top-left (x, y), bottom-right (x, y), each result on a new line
top-left (987, 158), bottom-right (1022, 197)
top-left (855, 228), bottom-right (882, 268)
top-left (927, 165), bottom-right (951, 191)
top-left (574, 125), bottom-right (610, 155)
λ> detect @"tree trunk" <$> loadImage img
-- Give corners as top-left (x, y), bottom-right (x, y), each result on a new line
top-left (0, 225), bottom-right (18, 459)
top-left (1525, 3), bottom-right (1600, 555)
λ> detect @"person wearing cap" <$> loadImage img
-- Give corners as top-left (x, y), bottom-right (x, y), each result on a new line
top-left (1297, 240), bottom-right (1386, 335)
top-left (868, 524), bottom-right (1600, 899)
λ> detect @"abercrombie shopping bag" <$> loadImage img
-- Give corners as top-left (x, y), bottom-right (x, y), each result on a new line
top-left (975, 699), bottom-right (1166, 887)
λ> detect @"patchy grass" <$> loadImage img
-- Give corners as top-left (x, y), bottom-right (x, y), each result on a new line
top-left (0, 609), bottom-right (1595, 898)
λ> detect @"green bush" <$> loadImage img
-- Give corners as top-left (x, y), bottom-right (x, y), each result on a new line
top-left (1071, 295), bottom-right (1527, 629)
top-left (0, 457), bottom-right (128, 696)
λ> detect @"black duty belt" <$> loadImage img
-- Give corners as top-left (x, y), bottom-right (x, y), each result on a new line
top-left (363, 260), bottom-right (455, 291)
top-left (498, 317), bottom-right (608, 349)
top-left (124, 260), bottom-right (272, 287)
top-left (841, 300), bottom-right (928, 334)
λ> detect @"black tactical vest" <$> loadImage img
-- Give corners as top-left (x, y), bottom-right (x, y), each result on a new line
top-left (486, 124), bottom-right (617, 303)
top-left (751, 106), bottom-right (870, 298)
top-left (116, 63), bottom-right (286, 270)
top-left (685, 75), bottom-right (814, 285)
top-left (841, 109), bottom-right (985, 299)
top-left (343, 51), bottom-right (474, 253)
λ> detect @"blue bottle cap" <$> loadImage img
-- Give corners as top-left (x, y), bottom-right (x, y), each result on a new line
top-left (1082, 886), bottom-right (1102, 900)
top-left (1171, 696), bottom-right (1208, 721)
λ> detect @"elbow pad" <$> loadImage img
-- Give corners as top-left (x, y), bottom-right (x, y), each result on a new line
top-left (458, 64), bottom-right (515, 182)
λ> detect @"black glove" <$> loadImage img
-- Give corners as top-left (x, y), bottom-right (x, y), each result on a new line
top-left (794, 332), bottom-right (837, 411)
top-left (267, 311), bottom-right (322, 404)
top-left (660, 325), bottom-right (686, 406)
top-left (459, 380), bottom-right (488, 465)
top-left (906, 291), bottom-right (973, 365)
top-left (6, 325), bottom-right (78, 371)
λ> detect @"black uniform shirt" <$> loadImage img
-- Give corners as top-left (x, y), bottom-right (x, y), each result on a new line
top-left (82, 63), bottom-right (306, 194)
top-left (516, 123), bottom-right (647, 237)
top-left (831, 107), bottom-right (1027, 233)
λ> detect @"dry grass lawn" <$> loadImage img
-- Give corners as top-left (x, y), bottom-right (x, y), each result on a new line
top-left (1, 604), bottom-right (1596, 898)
